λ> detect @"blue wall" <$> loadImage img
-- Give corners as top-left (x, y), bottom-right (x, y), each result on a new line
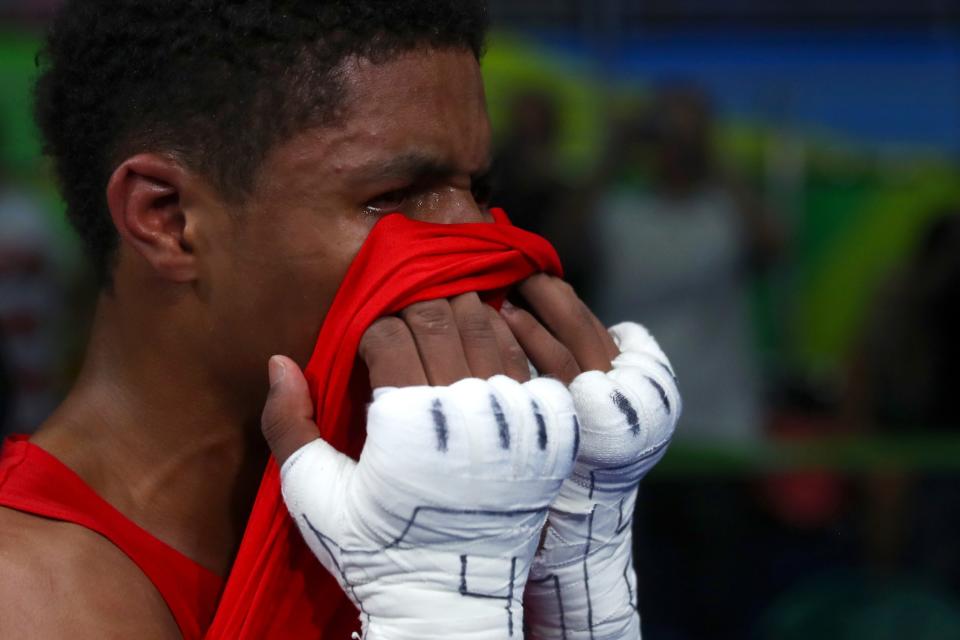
top-left (530, 27), bottom-right (960, 153)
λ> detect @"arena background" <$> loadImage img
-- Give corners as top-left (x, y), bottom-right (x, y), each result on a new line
top-left (1, 2), bottom-right (959, 638)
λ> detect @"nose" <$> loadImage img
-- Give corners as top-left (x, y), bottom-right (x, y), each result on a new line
top-left (410, 186), bottom-right (492, 225)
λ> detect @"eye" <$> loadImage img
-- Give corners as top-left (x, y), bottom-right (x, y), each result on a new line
top-left (471, 173), bottom-right (494, 208)
top-left (364, 188), bottom-right (409, 214)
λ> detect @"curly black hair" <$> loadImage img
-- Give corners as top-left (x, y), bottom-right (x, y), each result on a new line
top-left (34, 0), bottom-right (489, 284)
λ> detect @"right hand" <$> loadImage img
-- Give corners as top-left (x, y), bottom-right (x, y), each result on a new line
top-left (261, 293), bottom-right (579, 640)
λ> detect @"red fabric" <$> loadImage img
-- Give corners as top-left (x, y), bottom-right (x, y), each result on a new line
top-left (205, 209), bottom-right (562, 638)
top-left (0, 435), bottom-right (224, 639)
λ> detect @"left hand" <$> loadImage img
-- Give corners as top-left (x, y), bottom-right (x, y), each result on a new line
top-left (500, 274), bottom-right (681, 639)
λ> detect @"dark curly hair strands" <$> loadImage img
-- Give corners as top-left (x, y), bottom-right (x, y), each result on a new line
top-left (34, 1), bottom-right (489, 284)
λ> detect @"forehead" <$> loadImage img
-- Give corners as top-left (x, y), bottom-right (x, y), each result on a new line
top-left (253, 48), bottom-right (491, 197)
top-left (339, 48), bottom-right (489, 149)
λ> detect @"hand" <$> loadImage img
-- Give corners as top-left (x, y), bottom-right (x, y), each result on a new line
top-left (501, 276), bottom-right (681, 639)
top-left (261, 293), bottom-right (580, 640)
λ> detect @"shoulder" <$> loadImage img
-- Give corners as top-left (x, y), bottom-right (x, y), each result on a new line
top-left (0, 506), bottom-right (181, 639)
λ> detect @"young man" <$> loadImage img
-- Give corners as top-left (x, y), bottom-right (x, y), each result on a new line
top-left (0, 2), bottom-right (679, 637)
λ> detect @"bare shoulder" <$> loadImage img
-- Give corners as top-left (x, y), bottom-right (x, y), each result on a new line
top-left (0, 506), bottom-right (182, 639)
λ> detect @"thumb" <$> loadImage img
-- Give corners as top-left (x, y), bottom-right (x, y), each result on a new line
top-left (261, 355), bottom-right (319, 466)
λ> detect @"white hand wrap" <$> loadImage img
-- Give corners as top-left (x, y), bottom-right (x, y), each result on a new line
top-left (281, 375), bottom-right (579, 640)
top-left (525, 323), bottom-right (681, 639)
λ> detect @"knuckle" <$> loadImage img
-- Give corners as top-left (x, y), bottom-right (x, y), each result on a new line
top-left (404, 300), bottom-right (454, 334)
top-left (367, 316), bottom-right (408, 339)
top-left (524, 377), bottom-right (575, 418)
top-left (457, 311), bottom-right (494, 343)
top-left (504, 344), bottom-right (528, 367)
top-left (359, 317), bottom-right (408, 356)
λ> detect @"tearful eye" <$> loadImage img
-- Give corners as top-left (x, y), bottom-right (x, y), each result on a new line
top-left (364, 189), bottom-right (408, 214)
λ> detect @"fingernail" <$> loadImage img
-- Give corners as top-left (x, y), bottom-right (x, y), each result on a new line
top-left (501, 299), bottom-right (516, 314)
top-left (268, 356), bottom-right (286, 388)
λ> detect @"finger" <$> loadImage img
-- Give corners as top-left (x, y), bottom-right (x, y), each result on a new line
top-left (517, 274), bottom-right (613, 373)
top-left (401, 299), bottom-right (471, 386)
top-left (485, 305), bottom-right (530, 382)
top-left (450, 293), bottom-right (503, 378)
top-left (589, 313), bottom-right (620, 362)
top-left (608, 322), bottom-right (678, 382)
top-left (261, 355), bottom-right (319, 466)
top-left (519, 376), bottom-right (579, 475)
top-left (500, 301), bottom-right (581, 385)
top-left (358, 317), bottom-right (428, 388)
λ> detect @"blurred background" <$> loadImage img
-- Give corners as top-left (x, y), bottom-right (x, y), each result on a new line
top-left (2, 1), bottom-right (960, 638)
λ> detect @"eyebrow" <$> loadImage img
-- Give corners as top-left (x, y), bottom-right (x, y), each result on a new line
top-left (354, 151), bottom-right (491, 184)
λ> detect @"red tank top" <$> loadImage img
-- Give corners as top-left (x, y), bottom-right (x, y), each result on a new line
top-left (0, 435), bottom-right (224, 639)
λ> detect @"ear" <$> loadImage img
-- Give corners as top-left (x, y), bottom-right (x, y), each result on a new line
top-left (106, 153), bottom-right (200, 282)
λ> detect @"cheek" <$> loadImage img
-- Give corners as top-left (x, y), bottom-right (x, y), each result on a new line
top-left (211, 219), bottom-right (370, 374)
top-left (245, 266), bottom-right (335, 366)
top-left (214, 257), bottom-right (335, 377)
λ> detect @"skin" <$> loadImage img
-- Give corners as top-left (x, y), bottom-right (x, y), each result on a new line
top-left (0, 47), bottom-right (616, 637)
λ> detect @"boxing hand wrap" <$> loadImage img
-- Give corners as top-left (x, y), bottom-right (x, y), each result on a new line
top-left (525, 323), bottom-right (681, 639)
top-left (280, 375), bottom-right (580, 640)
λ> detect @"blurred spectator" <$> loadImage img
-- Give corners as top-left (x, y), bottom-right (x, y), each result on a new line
top-left (848, 210), bottom-right (960, 431)
top-left (846, 210), bottom-right (960, 600)
top-left (0, 161), bottom-right (71, 437)
top-left (493, 90), bottom-right (597, 297)
top-left (493, 91), bottom-right (563, 238)
top-left (0, 327), bottom-right (10, 433)
top-left (590, 86), bottom-right (783, 442)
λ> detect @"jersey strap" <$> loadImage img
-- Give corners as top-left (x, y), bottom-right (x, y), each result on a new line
top-left (0, 435), bottom-right (224, 640)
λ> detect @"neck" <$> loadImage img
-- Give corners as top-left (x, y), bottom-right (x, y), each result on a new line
top-left (33, 293), bottom-right (269, 576)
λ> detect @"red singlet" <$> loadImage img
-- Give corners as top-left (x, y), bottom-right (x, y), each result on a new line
top-left (0, 435), bottom-right (224, 640)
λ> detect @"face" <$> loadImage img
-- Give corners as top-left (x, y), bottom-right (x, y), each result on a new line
top-left (195, 48), bottom-right (493, 400)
